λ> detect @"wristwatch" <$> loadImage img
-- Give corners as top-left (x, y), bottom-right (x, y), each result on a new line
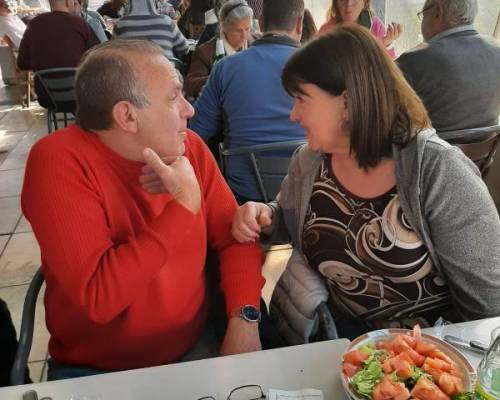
top-left (234, 305), bottom-right (261, 323)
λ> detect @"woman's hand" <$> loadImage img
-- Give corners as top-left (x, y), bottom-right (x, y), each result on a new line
top-left (383, 22), bottom-right (403, 47)
top-left (232, 202), bottom-right (273, 243)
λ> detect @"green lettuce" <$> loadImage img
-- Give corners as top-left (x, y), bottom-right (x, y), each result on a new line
top-left (351, 357), bottom-right (384, 398)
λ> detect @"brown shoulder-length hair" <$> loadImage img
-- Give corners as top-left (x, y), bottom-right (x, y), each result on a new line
top-left (282, 25), bottom-right (430, 170)
top-left (327, 0), bottom-right (372, 23)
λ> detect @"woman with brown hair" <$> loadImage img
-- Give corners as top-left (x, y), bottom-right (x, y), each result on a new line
top-left (318, 0), bottom-right (401, 58)
top-left (232, 25), bottom-right (500, 340)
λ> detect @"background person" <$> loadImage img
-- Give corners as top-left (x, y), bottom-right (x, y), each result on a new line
top-left (184, 0), bottom-right (255, 100)
top-left (189, 0), bottom-right (306, 203)
top-left (397, 0), bottom-right (500, 133)
top-left (318, 0), bottom-right (402, 58)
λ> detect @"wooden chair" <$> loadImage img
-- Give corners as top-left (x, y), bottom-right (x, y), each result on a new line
top-left (440, 125), bottom-right (500, 178)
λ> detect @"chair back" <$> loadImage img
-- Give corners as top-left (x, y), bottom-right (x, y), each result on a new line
top-left (10, 267), bottom-right (45, 386)
top-left (34, 67), bottom-right (77, 111)
top-left (440, 125), bottom-right (500, 178)
top-left (220, 140), bottom-right (306, 202)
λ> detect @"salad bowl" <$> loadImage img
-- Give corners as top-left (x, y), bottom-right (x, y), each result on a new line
top-left (341, 328), bottom-right (475, 400)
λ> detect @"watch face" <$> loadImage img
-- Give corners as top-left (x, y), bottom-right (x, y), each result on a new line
top-left (242, 305), bottom-right (261, 322)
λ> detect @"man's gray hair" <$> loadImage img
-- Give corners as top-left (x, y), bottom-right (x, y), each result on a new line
top-left (219, 0), bottom-right (253, 30)
top-left (75, 39), bottom-right (165, 131)
top-left (431, 0), bottom-right (478, 27)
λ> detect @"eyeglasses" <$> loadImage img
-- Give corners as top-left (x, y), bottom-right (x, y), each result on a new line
top-left (197, 384), bottom-right (265, 400)
top-left (417, 4), bottom-right (435, 21)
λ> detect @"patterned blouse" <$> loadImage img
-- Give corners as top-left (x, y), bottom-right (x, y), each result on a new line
top-left (302, 157), bottom-right (451, 332)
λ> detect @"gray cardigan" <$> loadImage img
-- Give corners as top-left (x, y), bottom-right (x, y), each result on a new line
top-left (265, 129), bottom-right (500, 343)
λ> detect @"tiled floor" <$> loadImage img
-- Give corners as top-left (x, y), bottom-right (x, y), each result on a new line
top-left (0, 100), bottom-right (49, 384)
top-left (0, 93), bottom-right (292, 386)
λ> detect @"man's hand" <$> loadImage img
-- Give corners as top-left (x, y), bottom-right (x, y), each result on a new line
top-left (219, 317), bottom-right (262, 356)
top-left (383, 22), bottom-right (403, 47)
top-left (141, 148), bottom-right (201, 214)
top-left (231, 202), bottom-right (272, 243)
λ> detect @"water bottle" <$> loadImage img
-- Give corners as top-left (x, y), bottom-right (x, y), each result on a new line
top-left (475, 330), bottom-right (500, 399)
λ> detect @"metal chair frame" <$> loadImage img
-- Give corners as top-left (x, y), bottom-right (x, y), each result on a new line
top-left (440, 124), bottom-right (500, 178)
top-left (10, 267), bottom-right (45, 386)
top-left (219, 140), bottom-right (307, 202)
top-left (34, 68), bottom-right (77, 133)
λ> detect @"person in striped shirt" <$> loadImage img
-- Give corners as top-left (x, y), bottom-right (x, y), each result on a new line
top-left (114, 0), bottom-right (189, 60)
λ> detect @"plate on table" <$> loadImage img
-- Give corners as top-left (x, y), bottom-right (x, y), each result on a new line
top-left (340, 327), bottom-right (475, 400)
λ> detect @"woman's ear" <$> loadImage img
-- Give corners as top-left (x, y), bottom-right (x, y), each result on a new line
top-left (111, 101), bottom-right (139, 133)
top-left (342, 91), bottom-right (349, 121)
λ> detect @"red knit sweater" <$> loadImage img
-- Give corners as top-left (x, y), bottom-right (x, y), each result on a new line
top-left (21, 125), bottom-right (264, 370)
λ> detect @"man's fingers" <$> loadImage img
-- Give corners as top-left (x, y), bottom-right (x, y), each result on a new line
top-left (143, 148), bottom-right (168, 173)
top-left (144, 186), bottom-right (167, 195)
top-left (139, 172), bottom-right (161, 184)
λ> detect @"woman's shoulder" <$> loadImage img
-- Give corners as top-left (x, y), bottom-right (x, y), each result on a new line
top-left (398, 129), bottom-right (480, 186)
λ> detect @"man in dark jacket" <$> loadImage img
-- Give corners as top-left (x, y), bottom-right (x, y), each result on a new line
top-left (397, 0), bottom-right (500, 134)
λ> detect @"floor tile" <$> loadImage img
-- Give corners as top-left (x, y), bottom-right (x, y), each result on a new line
top-left (0, 131), bottom-right (24, 153)
top-left (15, 216), bottom-right (32, 233)
top-left (0, 168), bottom-right (24, 197)
top-left (0, 144), bottom-right (30, 171)
top-left (0, 196), bottom-right (21, 234)
top-left (262, 247), bottom-right (292, 307)
top-left (0, 151), bottom-right (8, 166)
top-left (0, 234), bottom-right (9, 254)
top-left (27, 361), bottom-right (44, 383)
top-left (0, 107), bottom-right (36, 133)
top-left (0, 232), bottom-right (40, 286)
top-left (0, 283), bottom-right (49, 363)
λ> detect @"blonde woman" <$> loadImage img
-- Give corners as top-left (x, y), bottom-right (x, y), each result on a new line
top-left (318, 0), bottom-right (401, 58)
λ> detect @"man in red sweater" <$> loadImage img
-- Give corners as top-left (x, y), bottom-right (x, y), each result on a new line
top-left (21, 39), bottom-right (265, 380)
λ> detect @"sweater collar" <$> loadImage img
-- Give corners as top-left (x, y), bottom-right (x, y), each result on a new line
top-left (127, 0), bottom-right (158, 15)
top-left (253, 33), bottom-right (300, 48)
top-left (428, 24), bottom-right (476, 44)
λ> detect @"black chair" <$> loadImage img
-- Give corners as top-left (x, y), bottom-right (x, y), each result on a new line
top-left (219, 140), bottom-right (307, 202)
top-left (440, 124), bottom-right (500, 178)
top-left (10, 267), bottom-right (44, 386)
top-left (34, 68), bottom-right (77, 133)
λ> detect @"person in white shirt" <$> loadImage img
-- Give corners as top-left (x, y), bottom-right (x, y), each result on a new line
top-left (0, 0), bottom-right (26, 49)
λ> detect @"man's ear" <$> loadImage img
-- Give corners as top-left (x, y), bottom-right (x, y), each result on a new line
top-left (434, 4), bottom-right (445, 21)
top-left (111, 101), bottom-right (139, 133)
top-left (296, 15), bottom-right (304, 37)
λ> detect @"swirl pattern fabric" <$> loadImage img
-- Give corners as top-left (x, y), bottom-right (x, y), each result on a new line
top-left (302, 158), bottom-right (451, 329)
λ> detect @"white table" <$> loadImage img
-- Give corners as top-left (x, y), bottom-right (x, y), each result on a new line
top-left (1, 317), bottom-right (498, 400)
top-left (423, 316), bottom-right (500, 369)
top-left (0, 339), bottom-right (350, 400)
